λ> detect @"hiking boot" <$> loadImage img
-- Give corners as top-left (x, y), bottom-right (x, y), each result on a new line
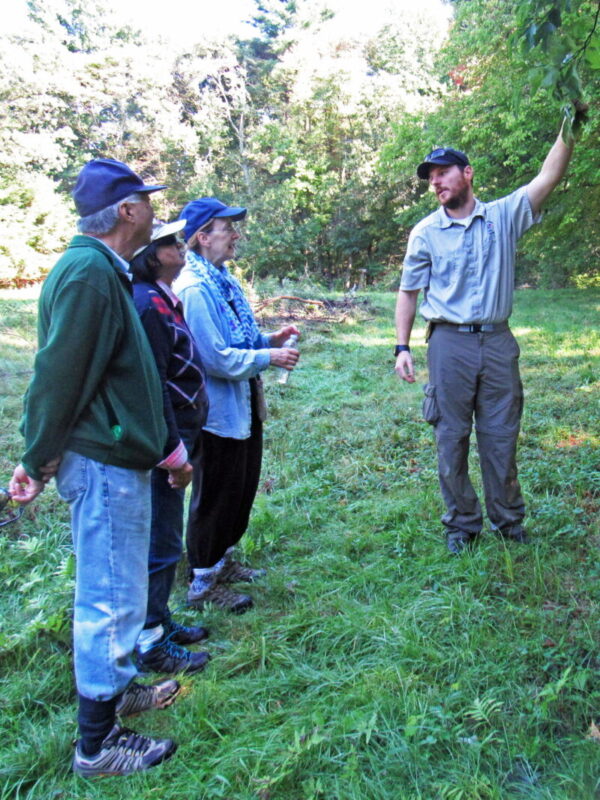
top-left (218, 558), bottom-right (266, 584)
top-left (447, 531), bottom-right (475, 555)
top-left (115, 679), bottom-right (180, 717)
top-left (164, 618), bottom-right (209, 645)
top-left (188, 580), bottom-right (253, 614)
top-left (73, 724), bottom-right (176, 776)
top-left (136, 640), bottom-right (210, 676)
top-left (497, 526), bottom-right (529, 544)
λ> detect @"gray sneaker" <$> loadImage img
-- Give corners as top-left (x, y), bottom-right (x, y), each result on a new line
top-left (115, 679), bottom-right (180, 717)
top-left (187, 580), bottom-right (253, 614)
top-left (73, 724), bottom-right (176, 776)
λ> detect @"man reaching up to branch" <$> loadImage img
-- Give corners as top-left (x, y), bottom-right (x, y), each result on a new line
top-left (394, 107), bottom-right (582, 555)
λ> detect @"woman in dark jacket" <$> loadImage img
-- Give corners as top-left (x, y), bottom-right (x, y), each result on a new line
top-left (130, 220), bottom-right (210, 675)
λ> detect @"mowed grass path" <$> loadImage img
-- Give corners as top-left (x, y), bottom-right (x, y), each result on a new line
top-left (0, 287), bottom-right (599, 800)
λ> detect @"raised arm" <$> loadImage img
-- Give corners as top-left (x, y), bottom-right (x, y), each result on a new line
top-left (526, 120), bottom-right (574, 217)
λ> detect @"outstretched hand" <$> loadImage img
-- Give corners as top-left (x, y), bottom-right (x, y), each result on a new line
top-left (572, 99), bottom-right (589, 136)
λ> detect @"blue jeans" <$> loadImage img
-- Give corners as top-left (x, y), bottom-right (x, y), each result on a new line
top-left (56, 450), bottom-right (151, 701)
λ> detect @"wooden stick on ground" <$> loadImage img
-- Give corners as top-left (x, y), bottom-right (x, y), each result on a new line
top-left (254, 295), bottom-right (327, 312)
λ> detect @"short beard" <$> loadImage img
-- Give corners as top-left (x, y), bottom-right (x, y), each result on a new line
top-left (441, 185), bottom-right (470, 210)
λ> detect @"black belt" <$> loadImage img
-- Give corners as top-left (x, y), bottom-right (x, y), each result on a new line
top-left (433, 322), bottom-right (504, 333)
top-left (456, 323), bottom-right (496, 333)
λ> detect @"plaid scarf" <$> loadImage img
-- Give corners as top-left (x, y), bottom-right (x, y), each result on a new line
top-left (187, 252), bottom-right (261, 349)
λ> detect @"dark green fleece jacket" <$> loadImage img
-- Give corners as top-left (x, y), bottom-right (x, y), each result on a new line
top-left (20, 235), bottom-right (167, 480)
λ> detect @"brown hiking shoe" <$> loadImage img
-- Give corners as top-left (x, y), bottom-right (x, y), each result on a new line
top-left (115, 679), bottom-right (180, 717)
top-left (187, 580), bottom-right (253, 614)
top-left (218, 559), bottom-right (266, 585)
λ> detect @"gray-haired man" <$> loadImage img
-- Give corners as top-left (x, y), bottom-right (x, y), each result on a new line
top-left (10, 159), bottom-right (181, 775)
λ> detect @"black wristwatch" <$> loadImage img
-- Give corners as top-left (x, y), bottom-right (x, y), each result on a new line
top-left (394, 345), bottom-right (410, 356)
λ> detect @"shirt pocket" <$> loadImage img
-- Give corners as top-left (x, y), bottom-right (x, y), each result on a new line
top-left (432, 253), bottom-right (465, 288)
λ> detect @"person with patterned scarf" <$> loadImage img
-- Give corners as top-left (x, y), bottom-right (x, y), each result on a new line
top-left (174, 198), bottom-right (300, 613)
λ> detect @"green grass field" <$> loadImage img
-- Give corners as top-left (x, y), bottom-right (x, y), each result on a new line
top-left (0, 286), bottom-right (599, 800)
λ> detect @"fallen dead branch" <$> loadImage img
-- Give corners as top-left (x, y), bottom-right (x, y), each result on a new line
top-left (254, 292), bottom-right (374, 327)
top-left (254, 295), bottom-right (326, 312)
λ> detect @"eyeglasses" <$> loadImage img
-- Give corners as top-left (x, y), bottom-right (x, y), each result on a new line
top-left (210, 222), bottom-right (241, 234)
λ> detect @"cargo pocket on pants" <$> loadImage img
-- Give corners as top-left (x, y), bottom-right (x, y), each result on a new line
top-left (422, 383), bottom-right (441, 425)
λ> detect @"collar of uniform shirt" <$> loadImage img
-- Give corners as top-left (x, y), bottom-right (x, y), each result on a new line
top-left (437, 197), bottom-right (486, 229)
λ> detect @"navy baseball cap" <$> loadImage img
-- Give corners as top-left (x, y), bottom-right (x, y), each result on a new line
top-left (416, 147), bottom-right (470, 180)
top-left (73, 158), bottom-right (167, 217)
top-left (179, 197), bottom-right (247, 242)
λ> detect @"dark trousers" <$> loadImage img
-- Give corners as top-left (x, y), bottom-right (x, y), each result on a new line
top-left (145, 421), bottom-right (203, 628)
top-left (426, 323), bottom-right (525, 536)
top-left (186, 408), bottom-right (263, 572)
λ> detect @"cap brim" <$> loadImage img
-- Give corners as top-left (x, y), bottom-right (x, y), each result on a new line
top-left (132, 244), bottom-right (148, 258)
top-left (139, 184), bottom-right (168, 194)
top-left (417, 155), bottom-right (468, 180)
top-left (417, 159), bottom-right (454, 179)
top-left (151, 219), bottom-right (186, 242)
top-left (214, 206), bottom-right (247, 221)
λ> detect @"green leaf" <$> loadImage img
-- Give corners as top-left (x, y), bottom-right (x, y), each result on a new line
top-left (539, 20), bottom-right (558, 50)
top-left (548, 7), bottom-right (561, 29)
top-left (540, 66), bottom-right (560, 88)
top-left (525, 23), bottom-right (538, 50)
top-left (527, 66), bottom-right (545, 95)
top-left (585, 39), bottom-right (600, 70)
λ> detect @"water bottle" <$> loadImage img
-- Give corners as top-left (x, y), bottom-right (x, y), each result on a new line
top-left (278, 334), bottom-right (298, 384)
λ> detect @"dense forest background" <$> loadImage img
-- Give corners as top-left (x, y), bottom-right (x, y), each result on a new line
top-left (0, 0), bottom-right (598, 289)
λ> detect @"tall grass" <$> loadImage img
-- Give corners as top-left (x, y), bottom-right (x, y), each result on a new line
top-left (0, 286), bottom-right (599, 799)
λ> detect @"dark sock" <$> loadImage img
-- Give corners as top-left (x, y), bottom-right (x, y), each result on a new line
top-left (78, 694), bottom-right (118, 756)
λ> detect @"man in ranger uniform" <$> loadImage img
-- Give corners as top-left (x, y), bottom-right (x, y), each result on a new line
top-left (394, 113), bottom-right (579, 555)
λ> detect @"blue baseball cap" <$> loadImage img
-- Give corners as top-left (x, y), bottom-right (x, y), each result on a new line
top-left (416, 147), bottom-right (470, 180)
top-left (178, 197), bottom-right (247, 242)
top-left (73, 158), bottom-right (167, 217)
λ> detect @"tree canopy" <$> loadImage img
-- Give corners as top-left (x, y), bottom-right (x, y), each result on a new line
top-left (0, 0), bottom-right (598, 287)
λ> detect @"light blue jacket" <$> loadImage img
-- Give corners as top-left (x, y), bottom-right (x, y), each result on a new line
top-left (174, 257), bottom-right (271, 439)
